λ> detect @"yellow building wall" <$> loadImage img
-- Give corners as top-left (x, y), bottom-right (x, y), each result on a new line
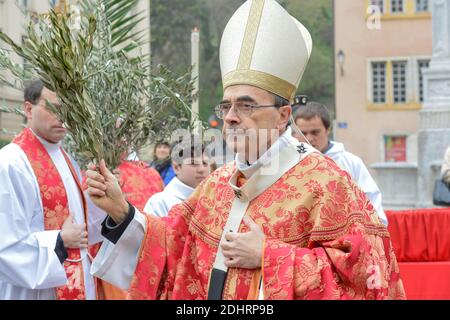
top-left (335, 0), bottom-right (432, 168)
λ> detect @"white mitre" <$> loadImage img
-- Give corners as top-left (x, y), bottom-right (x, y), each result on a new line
top-left (220, 0), bottom-right (313, 101)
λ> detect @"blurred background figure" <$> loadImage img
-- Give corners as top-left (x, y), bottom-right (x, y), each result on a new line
top-left (432, 145), bottom-right (450, 207)
top-left (144, 137), bottom-right (213, 217)
top-left (149, 141), bottom-right (176, 185)
top-left (109, 118), bottom-right (164, 213)
top-left (293, 101), bottom-right (388, 225)
top-left (442, 146), bottom-right (450, 184)
top-left (114, 150), bottom-right (164, 213)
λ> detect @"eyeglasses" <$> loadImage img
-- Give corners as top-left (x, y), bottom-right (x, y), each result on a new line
top-left (214, 102), bottom-right (277, 119)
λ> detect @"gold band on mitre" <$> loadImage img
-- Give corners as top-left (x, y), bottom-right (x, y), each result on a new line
top-left (223, 69), bottom-right (297, 102)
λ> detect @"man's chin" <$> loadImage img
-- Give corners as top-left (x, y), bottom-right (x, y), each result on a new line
top-left (52, 132), bottom-right (67, 143)
top-left (225, 141), bottom-right (245, 155)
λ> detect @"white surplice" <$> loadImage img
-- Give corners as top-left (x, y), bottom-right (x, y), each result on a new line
top-left (143, 177), bottom-right (194, 217)
top-left (325, 141), bottom-right (388, 225)
top-left (0, 133), bottom-right (105, 300)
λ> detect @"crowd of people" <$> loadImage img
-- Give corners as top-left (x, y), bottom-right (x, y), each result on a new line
top-left (0, 0), bottom-right (417, 300)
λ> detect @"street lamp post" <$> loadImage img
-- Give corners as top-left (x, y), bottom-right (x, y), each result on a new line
top-left (337, 49), bottom-right (345, 76)
top-left (191, 27), bottom-right (200, 134)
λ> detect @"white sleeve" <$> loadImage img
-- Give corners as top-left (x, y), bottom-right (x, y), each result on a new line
top-left (90, 210), bottom-right (147, 290)
top-left (365, 188), bottom-right (387, 225)
top-left (0, 155), bottom-right (67, 289)
top-left (67, 154), bottom-right (107, 245)
top-left (85, 191), bottom-right (108, 245)
top-left (143, 193), bottom-right (168, 217)
top-left (352, 158), bottom-right (388, 226)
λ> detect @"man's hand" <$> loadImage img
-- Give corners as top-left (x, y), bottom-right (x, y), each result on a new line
top-left (221, 216), bottom-right (265, 269)
top-left (112, 168), bottom-right (124, 188)
top-left (86, 159), bottom-right (129, 224)
top-left (60, 215), bottom-right (88, 249)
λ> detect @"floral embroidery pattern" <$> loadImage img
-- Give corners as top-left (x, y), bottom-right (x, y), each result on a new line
top-left (128, 152), bottom-right (405, 300)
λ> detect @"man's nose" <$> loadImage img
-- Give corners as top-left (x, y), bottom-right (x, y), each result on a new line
top-left (295, 133), bottom-right (306, 142)
top-left (223, 106), bottom-right (240, 124)
top-left (305, 134), bottom-right (314, 143)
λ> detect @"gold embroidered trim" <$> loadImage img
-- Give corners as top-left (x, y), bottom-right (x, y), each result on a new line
top-left (181, 201), bottom-right (195, 218)
top-left (189, 212), bottom-right (388, 250)
top-left (237, 0), bottom-right (265, 70)
top-left (189, 217), bottom-right (221, 248)
top-left (223, 69), bottom-right (296, 101)
top-left (309, 213), bottom-right (390, 242)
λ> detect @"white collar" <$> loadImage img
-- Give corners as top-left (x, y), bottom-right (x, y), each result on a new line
top-left (127, 151), bottom-right (140, 161)
top-left (235, 127), bottom-right (297, 179)
top-left (164, 176), bottom-right (194, 201)
top-left (30, 128), bottom-right (62, 152)
top-left (229, 131), bottom-right (316, 202)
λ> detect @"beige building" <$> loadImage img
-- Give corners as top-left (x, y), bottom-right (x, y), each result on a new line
top-left (0, 0), bottom-right (150, 143)
top-left (334, 0), bottom-right (432, 171)
top-left (0, 0), bottom-right (54, 141)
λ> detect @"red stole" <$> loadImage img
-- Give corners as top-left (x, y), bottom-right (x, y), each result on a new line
top-left (13, 128), bottom-right (87, 300)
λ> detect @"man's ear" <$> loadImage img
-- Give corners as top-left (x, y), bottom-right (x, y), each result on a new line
top-left (24, 101), bottom-right (33, 122)
top-left (172, 161), bottom-right (181, 175)
top-left (277, 105), bottom-right (292, 130)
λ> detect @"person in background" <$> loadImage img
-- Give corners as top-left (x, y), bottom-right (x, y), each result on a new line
top-left (115, 159), bottom-right (164, 213)
top-left (150, 141), bottom-right (176, 185)
top-left (442, 146), bottom-right (450, 184)
top-left (293, 101), bottom-right (388, 225)
top-left (144, 137), bottom-right (212, 217)
top-left (0, 80), bottom-right (105, 300)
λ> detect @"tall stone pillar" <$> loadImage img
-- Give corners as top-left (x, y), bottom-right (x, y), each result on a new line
top-left (418, 0), bottom-right (450, 207)
top-left (137, 0), bottom-right (151, 69)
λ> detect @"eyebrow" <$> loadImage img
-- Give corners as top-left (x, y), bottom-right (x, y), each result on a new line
top-left (301, 129), bottom-right (322, 134)
top-left (42, 100), bottom-right (61, 107)
top-left (219, 95), bottom-right (257, 104)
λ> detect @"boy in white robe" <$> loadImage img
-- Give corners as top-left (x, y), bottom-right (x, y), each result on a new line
top-left (144, 138), bottom-right (212, 217)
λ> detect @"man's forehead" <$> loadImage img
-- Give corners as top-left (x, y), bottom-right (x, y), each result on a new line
top-left (183, 155), bottom-right (210, 162)
top-left (296, 116), bottom-right (326, 128)
top-left (223, 85), bottom-right (272, 101)
top-left (40, 87), bottom-right (59, 102)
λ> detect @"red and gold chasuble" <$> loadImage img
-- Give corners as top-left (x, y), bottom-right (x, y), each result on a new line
top-left (118, 161), bottom-right (164, 212)
top-left (127, 145), bottom-right (406, 300)
top-left (13, 128), bottom-right (90, 300)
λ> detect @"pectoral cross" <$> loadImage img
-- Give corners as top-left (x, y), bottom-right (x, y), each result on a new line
top-left (297, 144), bottom-right (307, 155)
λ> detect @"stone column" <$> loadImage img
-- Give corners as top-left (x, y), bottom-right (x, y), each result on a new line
top-left (137, 0), bottom-right (151, 68)
top-left (418, 0), bottom-right (450, 207)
